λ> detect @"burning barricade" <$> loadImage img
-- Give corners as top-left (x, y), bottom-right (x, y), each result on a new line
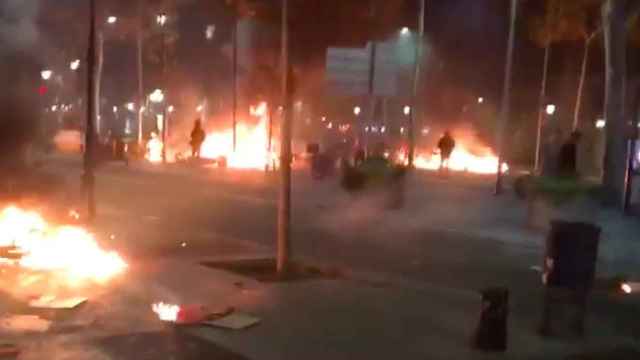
top-left (0, 206), bottom-right (127, 293)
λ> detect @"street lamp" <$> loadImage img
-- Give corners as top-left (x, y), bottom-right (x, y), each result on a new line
top-left (545, 104), bottom-right (557, 116)
top-left (149, 89), bottom-right (165, 103)
top-left (403, 105), bottom-right (411, 116)
top-left (156, 13), bottom-right (167, 27)
top-left (205, 24), bottom-right (216, 40)
top-left (70, 59), bottom-right (81, 71)
top-left (125, 102), bottom-right (135, 112)
top-left (107, 16), bottom-right (118, 25)
top-left (167, 105), bottom-right (175, 113)
top-left (477, 97), bottom-right (484, 104)
top-left (353, 106), bottom-right (361, 116)
top-left (41, 70), bottom-right (53, 80)
top-left (400, 27), bottom-right (410, 36)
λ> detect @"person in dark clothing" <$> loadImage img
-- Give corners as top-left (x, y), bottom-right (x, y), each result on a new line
top-left (190, 119), bottom-right (206, 158)
top-left (437, 131), bottom-right (456, 171)
top-left (558, 131), bottom-right (582, 177)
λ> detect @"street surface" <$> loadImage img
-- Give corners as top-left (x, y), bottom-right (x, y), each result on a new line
top-left (2, 155), bottom-right (638, 359)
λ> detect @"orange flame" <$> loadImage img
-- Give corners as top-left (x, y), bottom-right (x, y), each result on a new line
top-left (400, 145), bottom-right (508, 174)
top-left (146, 133), bottom-right (163, 163)
top-left (0, 206), bottom-right (127, 285)
top-left (200, 102), bottom-right (277, 169)
top-left (152, 302), bottom-right (180, 322)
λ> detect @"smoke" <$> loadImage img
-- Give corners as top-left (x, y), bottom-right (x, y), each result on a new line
top-left (0, 0), bottom-right (41, 173)
top-left (0, 0), bottom-right (39, 51)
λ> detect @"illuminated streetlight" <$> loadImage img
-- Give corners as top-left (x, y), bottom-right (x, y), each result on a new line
top-left (107, 16), bottom-right (118, 25)
top-left (400, 27), bottom-right (410, 36)
top-left (353, 106), bottom-right (361, 116)
top-left (595, 119), bottom-right (606, 129)
top-left (403, 105), bottom-right (411, 116)
top-left (156, 13), bottom-right (167, 27)
top-left (149, 89), bottom-right (165, 103)
top-left (196, 104), bottom-right (203, 112)
top-left (70, 59), bottom-right (81, 71)
top-left (205, 25), bottom-right (216, 40)
top-left (167, 105), bottom-right (175, 113)
top-left (545, 104), bottom-right (557, 116)
top-left (113, 106), bottom-right (118, 113)
top-left (41, 70), bottom-right (53, 80)
top-left (125, 102), bottom-right (135, 111)
top-left (51, 105), bottom-right (58, 112)
top-left (477, 97), bottom-right (484, 104)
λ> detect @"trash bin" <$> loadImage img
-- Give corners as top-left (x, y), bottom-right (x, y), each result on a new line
top-left (539, 221), bottom-right (600, 337)
top-left (474, 287), bottom-right (508, 352)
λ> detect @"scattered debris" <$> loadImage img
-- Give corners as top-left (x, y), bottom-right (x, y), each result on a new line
top-left (0, 315), bottom-right (51, 333)
top-left (203, 312), bottom-right (260, 330)
top-left (29, 295), bottom-right (88, 310)
top-left (0, 344), bottom-right (20, 358)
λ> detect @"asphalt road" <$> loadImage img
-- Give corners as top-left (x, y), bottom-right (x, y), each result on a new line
top-left (44, 158), bottom-right (543, 295)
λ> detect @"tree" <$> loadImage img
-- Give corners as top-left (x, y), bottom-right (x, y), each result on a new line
top-left (529, 0), bottom-right (594, 172)
top-left (601, 0), bottom-right (631, 205)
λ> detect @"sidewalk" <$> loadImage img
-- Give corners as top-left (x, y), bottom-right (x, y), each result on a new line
top-left (4, 257), bottom-right (638, 360)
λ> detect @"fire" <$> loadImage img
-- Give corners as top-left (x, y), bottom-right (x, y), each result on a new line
top-left (200, 102), bottom-right (277, 169)
top-left (152, 302), bottom-right (180, 322)
top-left (401, 145), bottom-right (508, 174)
top-left (146, 132), bottom-right (163, 163)
top-left (0, 206), bottom-right (127, 285)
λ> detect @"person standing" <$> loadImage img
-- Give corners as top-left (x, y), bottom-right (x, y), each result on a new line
top-left (558, 131), bottom-right (582, 178)
top-left (437, 131), bottom-right (456, 171)
top-left (190, 119), bottom-right (206, 159)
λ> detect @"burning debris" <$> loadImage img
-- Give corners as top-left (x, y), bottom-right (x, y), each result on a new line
top-left (0, 206), bottom-right (127, 286)
top-left (412, 145), bottom-right (509, 174)
top-left (145, 102), bottom-right (278, 170)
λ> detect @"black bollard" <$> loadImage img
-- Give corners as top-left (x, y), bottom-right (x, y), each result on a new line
top-left (474, 287), bottom-right (509, 352)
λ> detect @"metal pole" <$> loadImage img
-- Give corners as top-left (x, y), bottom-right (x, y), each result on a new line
top-left (409, 0), bottom-right (426, 167)
top-left (277, 0), bottom-right (292, 275)
top-left (137, 1), bottom-right (145, 149)
top-left (534, 44), bottom-right (550, 174)
top-left (96, 31), bottom-right (104, 140)
top-left (367, 42), bottom-right (377, 155)
top-left (232, 15), bottom-right (238, 152)
top-left (161, 30), bottom-right (168, 164)
top-left (85, 0), bottom-right (97, 220)
top-left (495, 0), bottom-right (518, 195)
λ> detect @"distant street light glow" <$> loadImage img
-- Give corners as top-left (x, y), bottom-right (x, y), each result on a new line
top-left (41, 70), bottom-right (53, 80)
top-left (595, 119), bottom-right (606, 129)
top-left (403, 105), bottom-right (411, 116)
top-left (149, 89), bottom-right (165, 103)
top-left (167, 105), bottom-right (175, 113)
top-left (545, 104), bottom-right (557, 115)
top-left (113, 106), bottom-right (118, 113)
top-left (156, 14), bottom-right (168, 26)
top-left (125, 102), bottom-right (135, 111)
top-left (107, 16), bottom-right (118, 24)
top-left (353, 106), bottom-right (361, 116)
top-left (70, 59), bottom-right (81, 71)
top-left (196, 104), bottom-right (203, 112)
top-left (400, 27), bottom-right (410, 36)
top-left (205, 25), bottom-right (216, 40)
top-left (477, 97), bottom-right (484, 104)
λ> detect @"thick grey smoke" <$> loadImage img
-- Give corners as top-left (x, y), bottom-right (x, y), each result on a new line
top-left (0, 0), bottom-right (41, 174)
top-left (0, 0), bottom-right (39, 51)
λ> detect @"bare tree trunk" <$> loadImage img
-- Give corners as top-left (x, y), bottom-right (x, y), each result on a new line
top-left (495, 0), bottom-right (518, 194)
top-left (573, 33), bottom-right (597, 131)
top-left (409, 0), bottom-right (426, 167)
top-left (96, 32), bottom-right (104, 139)
top-left (85, 0), bottom-right (97, 220)
top-left (277, 0), bottom-right (291, 275)
top-left (601, 0), bottom-right (628, 207)
top-left (137, 0), bottom-right (145, 148)
top-left (535, 43), bottom-right (550, 173)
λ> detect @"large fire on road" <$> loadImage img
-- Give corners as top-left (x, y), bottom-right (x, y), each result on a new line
top-left (0, 206), bottom-right (127, 286)
top-left (146, 102), bottom-right (277, 170)
top-left (399, 145), bottom-right (508, 174)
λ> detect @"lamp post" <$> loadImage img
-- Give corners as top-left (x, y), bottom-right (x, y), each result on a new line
top-left (157, 13), bottom-right (168, 164)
